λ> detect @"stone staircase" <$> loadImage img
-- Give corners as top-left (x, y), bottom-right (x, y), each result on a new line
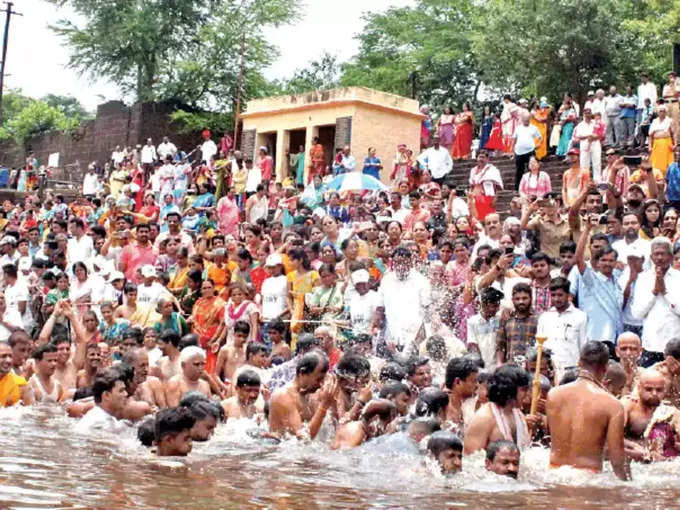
top-left (445, 155), bottom-right (570, 213)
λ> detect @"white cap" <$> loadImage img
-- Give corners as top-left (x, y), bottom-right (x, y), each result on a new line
top-left (110, 271), bottom-right (125, 281)
top-left (351, 269), bottom-right (370, 284)
top-left (587, 90), bottom-right (595, 96)
top-left (140, 265), bottom-right (157, 278)
top-left (265, 253), bottom-right (283, 267)
top-left (625, 244), bottom-right (645, 260)
top-left (0, 235), bottom-right (16, 245)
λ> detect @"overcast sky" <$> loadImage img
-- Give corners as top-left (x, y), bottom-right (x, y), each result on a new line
top-left (7, 0), bottom-right (414, 111)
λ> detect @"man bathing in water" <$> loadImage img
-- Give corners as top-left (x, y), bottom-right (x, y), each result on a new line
top-left (222, 369), bottom-right (263, 420)
top-left (331, 399), bottom-right (397, 449)
top-left (165, 346), bottom-right (211, 407)
top-left (547, 341), bottom-right (630, 480)
top-left (269, 351), bottom-right (337, 439)
top-left (622, 369), bottom-right (680, 461)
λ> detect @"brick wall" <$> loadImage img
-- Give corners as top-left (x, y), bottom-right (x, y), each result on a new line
top-left (0, 100), bottom-right (204, 182)
top-left (334, 116), bottom-right (352, 153)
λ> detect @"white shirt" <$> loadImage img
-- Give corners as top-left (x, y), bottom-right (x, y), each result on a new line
top-left (417, 147), bottom-right (453, 179)
top-left (111, 150), bottom-right (125, 165)
top-left (141, 145), bottom-right (157, 164)
top-left (574, 119), bottom-right (599, 146)
top-left (537, 304), bottom-right (588, 380)
top-left (637, 81), bottom-right (658, 109)
top-left (261, 275), bottom-right (288, 321)
top-left (157, 141), bottom-right (177, 160)
top-left (5, 279), bottom-right (32, 331)
top-left (590, 98), bottom-right (606, 117)
top-left (83, 172), bottom-right (99, 195)
top-left (649, 117), bottom-right (672, 136)
top-left (466, 312), bottom-right (500, 370)
top-left (201, 140), bottom-right (217, 162)
top-left (617, 267), bottom-right (643, 328)
top-left (448, 197), bottom-right (469, 218)
top-left (349, 290), bottom-right (380, 335)
top-left (611, 237), bottom-right (651, 269)
top-left (386, 206), bottom-right (409, 224)
top-left (377, 270), bottom-right (431, 356)
top-left (137, 282), bottom-right (171, 308)
top-left (631, 267), bottom-right (680, 352)
top-left (74, 405), bottom-right (129, 434)
top-left (513, 124), bottom-right (541, 155)
top-left (67, 235), bottom-right (94, 265)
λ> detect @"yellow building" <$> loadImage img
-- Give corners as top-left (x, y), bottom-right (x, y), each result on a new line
top-left (240, 86), bottom-right (423, 183)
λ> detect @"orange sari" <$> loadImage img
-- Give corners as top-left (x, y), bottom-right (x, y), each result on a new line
top-left (308, 144), bottom-right (325, 183)
top-left (191, 296), bottom-right (226, 374)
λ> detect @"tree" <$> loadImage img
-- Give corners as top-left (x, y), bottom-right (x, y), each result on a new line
top-left (49, 0), bottom-right (298, 114)
top-left (470, 0), bottom-right (643, 106)
top-left (0, 100), bottom-right (79, 143)
top-left (278, 52), bottom-right (341, 94)
top-left (42, 94), bottom-right (92, 120)
top-left (340, 0), bottom-right (479, 110)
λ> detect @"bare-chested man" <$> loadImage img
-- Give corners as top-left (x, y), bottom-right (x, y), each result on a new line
top-left (121, 348), bottom-right (166, 409)
top-left (653, 338), bottom-right (680, 408)
top-left (216, 320), bottom-right (249, 384)
top-left (622, 369), bottom-right (680, 462)
top-left (28, 344), bottom-right (63, 403)
top-left (464, 365), bottom-right (533, 454)
top-left (444, 356), bottom-right (479, 437)
top-left (8, 330), bottom-right (32, 379)
top-left (165, 346), bottom-right (211, 407)
top-left (615, 332), bottom-right (643, 396)
top-left (53, 337), bottom-right (77, 397)
top-left (269, 351), bottom-right (337, 439)
top-left (76, 343), bottom-right (103, 389)
top-left (546, 341), bottom-right (630, 480)
top-left (151, 330), bottom-right (182, 382)
top-left (331, 399), bottom-right (397, 450)
top-left (221, 369), bottom-right (263, 420)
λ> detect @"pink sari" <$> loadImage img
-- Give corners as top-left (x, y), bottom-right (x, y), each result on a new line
top-left (217, 196), bottom-right (240, 236)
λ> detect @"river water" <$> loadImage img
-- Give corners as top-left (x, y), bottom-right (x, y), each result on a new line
top-left (1, 406), bottom-right (680, 509)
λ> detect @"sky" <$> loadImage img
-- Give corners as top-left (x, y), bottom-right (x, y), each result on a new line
top-left (6, 0), bottom-right (414, 112)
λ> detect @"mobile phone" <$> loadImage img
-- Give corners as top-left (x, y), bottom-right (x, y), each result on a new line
top-left (596, 182), bottom-right (610, 192)
top-left (504, 246), bottom-right (514, 255)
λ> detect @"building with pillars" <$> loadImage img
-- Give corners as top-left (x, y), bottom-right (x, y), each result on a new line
top-left (239, 87), bottom-right (423, 183)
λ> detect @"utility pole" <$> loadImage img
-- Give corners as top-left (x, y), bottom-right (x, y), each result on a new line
top-left (233, 35), bottom-right (246, 150)
top-left (0, 2), bottom-right (22, 125)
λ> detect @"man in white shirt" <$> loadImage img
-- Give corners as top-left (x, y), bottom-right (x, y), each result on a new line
top-left (111, 146), bottom-right (125, 167)
top-left (637, 73), bottom-right (658, 130)
top-left (631, 237), bottom-right (680, 367)
top-left (513, 111), bottom-right (541, 190)
top-left (141, 138), bottom-right (157, 165)
top-left (67, 217), bottom-right (94, 267)
top-left (591, 89), bottom-right (606, 118)
top-left (74, 368), bottom-right (129, 434)
top-left (573, 107), bottom-right (603, 181)
top-left (261, 254), bottom-right (289, 323)
top-left (611, 212), bottom-right (651, 268)
top-left (82, 166), bottom-right (99, 197)
top-left (332, 145), bottom-right (356, 175)
top-left (3, 263), bottom-right (31, 332)
top-left (605, 85), bottom-right (624, 147)
top-left (583, 90), bottom-right (597, 113)
top-left (348, 270), bottom-right (379, 336)
top-left (417, 136), bottom-right (453, 185)
top-left (387, 191), bottom-right (409, 224)
top-left (137, 265), bottom-right (172, 309)
top-left (201, 137), bottom-right (217, 163)
top-left (466, 287), bottom-right (503, 369)
top-left (537, 277), bottom-right (587, 381)
top-left (373, 247), bottom-right (431, 358)
top-left (468, 150), bottom-right (503, 220)
top-left (156, 136), bottom-right (177, 161)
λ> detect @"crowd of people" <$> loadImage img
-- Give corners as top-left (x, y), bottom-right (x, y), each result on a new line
top-left (1, 76), bottom-right (680, 481)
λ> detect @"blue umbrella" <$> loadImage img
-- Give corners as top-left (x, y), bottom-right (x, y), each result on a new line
top-left (326, 172), bottom-right (389, 192)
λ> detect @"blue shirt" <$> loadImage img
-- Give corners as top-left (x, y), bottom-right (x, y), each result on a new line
top-left (362, 156), bottom-right (382, 180)
top-left (620, 95), bottom-right (637, 118)
top-left (667, 162), bottom-right (680, 202)
top-left (571, 265), bottom-right (623, 342)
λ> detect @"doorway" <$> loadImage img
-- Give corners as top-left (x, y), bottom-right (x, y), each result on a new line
top-left (316, 125), bottom-right (336, 174)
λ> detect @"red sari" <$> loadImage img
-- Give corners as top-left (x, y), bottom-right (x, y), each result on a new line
top-left (191, 296), bottom-right (226, 374)
top-left (308, 144), bottom-right (325, 184)
top-left (485, 119), bottom-right (504, 151)
top-left (452, 112), bottom-right (474, 159)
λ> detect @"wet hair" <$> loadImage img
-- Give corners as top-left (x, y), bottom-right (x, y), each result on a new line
top-left (379, 381), bottom-right (411, 399)
top-left (178, 333), bottom-right (199, 350)
top-left (245, 342), bottom-right (268, 360)
top-left (92, 368), bottom-right (124, 404)
top-left (406, 358), bottom-right (429, 377)
top-left (137, 418), bottom-right (155, 447)
top-left (296, 351), bottom-right (329, 376)
top-left (189, 400), bottom-right (221, 422)
top-left (160, 329), bottom-right (181, 348)
top-left (486, 440), bottom-right (519, 461)
top-left (233, 320), bottom-right (251, 336)
top-left (665, 338), bottom-right (680, 360)
top-left (414, 388), bottom-right (449, 417)
top-left (579, 341), bottom-right (610, 369)
top-left (334, 353), bottom-right (371, 379)
top-left (604, 361), bottom-right (626, 386)
top-left (445, 356), bottom-right (479, 390)
top-left (559, 369), bottom-right (579, 385)
top-left (236, 369), bottom-right (261, 387)
top-left (32, 343), bottom-right (57, 360)
top-left (488, 365), bottom-right (529, 407)
top-left (379, 362), bottom-right (407, 382)
top-left (178, 391), bottom-right (209, 408)
top-left (427, 430), bottom-right (463, 456)
top-left (406, 417), bottom-right (441, 436)
top-left (425, 335), bottom-right (447, 362)
top-left (549, 277), bottom-right (570, 293)
top-left (154, 406), bottom-right (196, 442)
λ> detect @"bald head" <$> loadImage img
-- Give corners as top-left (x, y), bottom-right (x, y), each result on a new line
top-left (638, 369), bottom-right (667, 407)
top-left (362, 399), bottom-right (397, 422)
top-left (615, 332), bottom-right (642, 363)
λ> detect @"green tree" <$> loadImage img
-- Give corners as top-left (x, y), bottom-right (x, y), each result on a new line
top-left (278, 52), bottom-right (341, 94)
top-left (41, 94), bottom-right (92, 120)
top-left (0, 100), bottom-right (79, 143)
top-left (471, 0), bottom-right (642, 105)
top-left (340, 0), bottom-right (478, 110)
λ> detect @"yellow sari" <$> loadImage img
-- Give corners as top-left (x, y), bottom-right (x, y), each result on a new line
top-left (287, 269), bottom-right (319, 338)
